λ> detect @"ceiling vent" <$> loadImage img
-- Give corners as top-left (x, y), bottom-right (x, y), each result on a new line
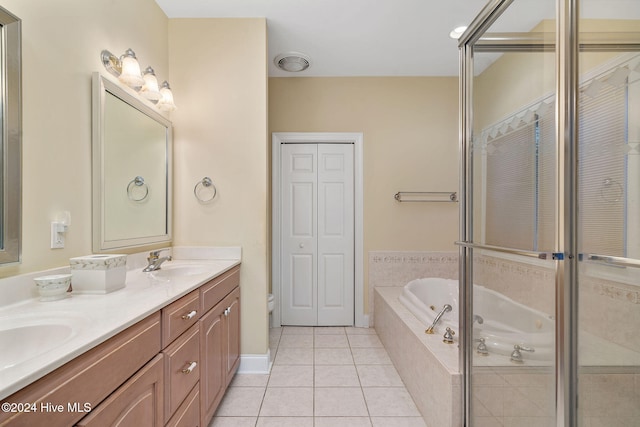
top-left (274, 52), bottom-right (311, 72)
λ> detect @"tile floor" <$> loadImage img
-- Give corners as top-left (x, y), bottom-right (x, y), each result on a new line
top-left (210, 326), bottom-right (427, 427)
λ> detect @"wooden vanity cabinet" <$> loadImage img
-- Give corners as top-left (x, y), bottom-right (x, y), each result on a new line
top-left (199, 267), bottom-right (240, 427)
top-left (0, 265), bottom-right (240, 427)
top-left (163, 264), bottom-right (241, 427)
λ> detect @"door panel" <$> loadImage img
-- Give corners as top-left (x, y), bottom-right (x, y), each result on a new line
top-left (281, 144), bottom-right (318, 325)
top-left (291, 254), bottom-right (314, 308)
top-left (317, 144), bottom-right (354, 325)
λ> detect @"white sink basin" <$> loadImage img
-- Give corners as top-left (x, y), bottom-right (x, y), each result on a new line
top-left (148, 264), bottom-right (213, 278)
top-left (0, 312), bottom-right (86, 370)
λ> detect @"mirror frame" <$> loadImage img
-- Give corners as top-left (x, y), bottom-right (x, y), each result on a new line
top-left (92, 73), bottom-right (173, 251)
top-left (0, 7), bottom-right (21, 265)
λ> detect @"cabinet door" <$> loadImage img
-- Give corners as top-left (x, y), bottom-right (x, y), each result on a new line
top-left (224, 288), bottom-right (241, 384)
top-left (76, 354), bottom-right (164, 427)
top-left (199, 302), bottom-right (225, 426)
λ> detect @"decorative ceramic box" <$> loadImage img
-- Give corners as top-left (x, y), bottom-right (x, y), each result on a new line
top-left (70, 254), bottom-right (127, 294)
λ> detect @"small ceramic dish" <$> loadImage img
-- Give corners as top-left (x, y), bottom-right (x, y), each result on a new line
top-left (34, 274), bottom-right (72, 301)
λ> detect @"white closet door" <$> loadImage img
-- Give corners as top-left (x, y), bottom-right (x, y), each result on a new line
top-left (317, 144), bottom-right (354, 325)
top-left (281, 143), bottom-right (355, 326)
top-left (281, 144), bottom-right (318, 325)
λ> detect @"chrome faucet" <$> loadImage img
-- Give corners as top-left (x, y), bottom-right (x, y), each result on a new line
top-left (476, 338), bottom-right (489, 355)
top-left (425, 304), bottom-right (452, 334)
top-left (442, 327), bottom-right (456, 344)
top-left (143, 250), bottom-right (172, 272)
top-left (510, 344), bottom-right (535, 363)
top-left (473, 314), bottom-right (484, 325)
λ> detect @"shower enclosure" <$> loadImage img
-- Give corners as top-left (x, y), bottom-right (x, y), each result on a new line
top-left (458, 0), bottom-right (640, 425)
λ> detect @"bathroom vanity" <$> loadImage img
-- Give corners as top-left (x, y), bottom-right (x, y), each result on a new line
top-left (0, 257), bottom-right (240, 427)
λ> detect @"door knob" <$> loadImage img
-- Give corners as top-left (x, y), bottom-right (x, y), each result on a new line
top-left (299, 243), bottom-right (304, 248)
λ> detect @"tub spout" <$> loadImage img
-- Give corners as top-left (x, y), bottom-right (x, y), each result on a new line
top-left (425, 304), bottom-right (452, 334)
top-left (473, 314), bottom-right (484, 325)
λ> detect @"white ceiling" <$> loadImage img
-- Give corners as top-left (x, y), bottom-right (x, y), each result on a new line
top-left (154, 0), bottom-right (640, 77)
top-left (154, 0), bottom-right (490, 77)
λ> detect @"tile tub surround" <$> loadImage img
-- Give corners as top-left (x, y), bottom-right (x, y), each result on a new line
top-left (0, 247), bottom-right (241, 400)
top-left (212, 325), bottom-right (427, 427)
top-left (371, 250), bottom-right (640, 356)
top-left (375, 287), bottom-right (640, 427)
top-left (368, 251), bottom-right (458, 326)
top-left (375, 287), bottom-right (460, 427)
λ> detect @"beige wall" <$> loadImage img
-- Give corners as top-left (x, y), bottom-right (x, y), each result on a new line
top-left (269, 77), bottom-right (459, 312)
top-left (0, 0), bottom-right (168, 279)
top-left (169, 19), bottom-right (269, 354)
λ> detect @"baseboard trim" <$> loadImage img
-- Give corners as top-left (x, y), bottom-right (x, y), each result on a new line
top-left (237, 350), bottom-right (272, 374)
top-left (357, 314), bottom-right (371, 328)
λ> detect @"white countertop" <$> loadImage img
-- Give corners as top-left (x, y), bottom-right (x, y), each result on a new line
top-left (0, 256), bottom-right (240, 400)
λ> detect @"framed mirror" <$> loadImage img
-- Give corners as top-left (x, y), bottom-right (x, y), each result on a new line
top-left (92, 73), bottom-right (172, 251)
top-left (0, 7), bottom-right (21, 265)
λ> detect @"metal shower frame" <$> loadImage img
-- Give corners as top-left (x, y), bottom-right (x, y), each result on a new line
top-left (456, 0), bottom-right (640, 425)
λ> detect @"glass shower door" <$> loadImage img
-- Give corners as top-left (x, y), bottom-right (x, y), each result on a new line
top-left (464, 1), bottom-right (558, 425)
top-left (577, 1), bottom-right (640, 424)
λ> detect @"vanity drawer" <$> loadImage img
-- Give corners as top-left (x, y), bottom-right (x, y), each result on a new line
top-left (162, 289), bottom-right (201, 347)
top-left (163, 323), bottom-right (200, 422)
top-left (201, 266), bottom-right (240, 313)
top-left (166, 384), bottom-right (200, 427)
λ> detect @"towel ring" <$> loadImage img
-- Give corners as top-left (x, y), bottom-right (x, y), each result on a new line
top-left (194, 177), bottom-right (217, 203)
top-left (127, 176), bottom-right (149, 202)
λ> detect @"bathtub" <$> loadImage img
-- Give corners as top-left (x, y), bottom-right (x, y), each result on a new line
top-left (399, 278), bottom-right (554, 361)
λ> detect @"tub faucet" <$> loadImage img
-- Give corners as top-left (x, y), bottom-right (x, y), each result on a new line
top-left (143, 250), bottom-right (172, 272)
top-left (510, 344), bottom-right (535, 363)
top-left (425, 304), bottom-right (452, 334)
top-left (473, 314), bottom-right (484, 325)
top-left (443, 327), bottom-right (456, 344)
top-left (476, 338), bottom-right (489, 355)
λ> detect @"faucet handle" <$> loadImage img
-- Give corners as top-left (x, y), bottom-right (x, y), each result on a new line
top-left (149, 249), bottom-right (169, 258)
top-left (442, 327), bottom-right (456, 344)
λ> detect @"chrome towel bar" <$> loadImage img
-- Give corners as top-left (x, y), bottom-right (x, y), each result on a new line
top-left (394, 191), bottom-right (457, 202)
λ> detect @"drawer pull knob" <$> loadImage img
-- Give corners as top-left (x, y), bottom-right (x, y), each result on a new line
top-left (181, 310), bottom-right (197, 320)
top-left (182, 361), bottom-right (197, 374)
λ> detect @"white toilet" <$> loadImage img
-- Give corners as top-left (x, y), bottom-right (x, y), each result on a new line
top-left (267, 293), bottom-right (275, 328)
top-left (267, 293), bottom-right (275, 313)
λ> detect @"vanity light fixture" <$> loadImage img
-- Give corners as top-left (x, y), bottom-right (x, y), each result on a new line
top-left (139, 66), bottom-right (162, 102)
top-left (101, 48), bottom-right (176, 111)
top-left (156, 81), bottom-right (177, 112)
